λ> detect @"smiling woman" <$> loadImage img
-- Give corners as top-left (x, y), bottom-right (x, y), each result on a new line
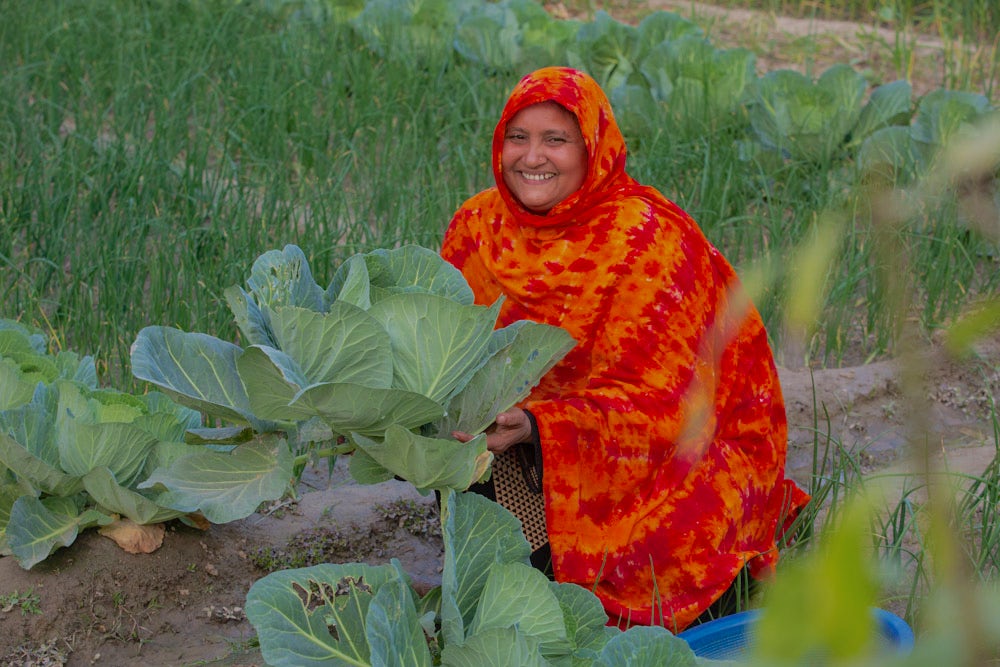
top-left (441, 66), bottom-right (810, 631)
top-left (500, 101), bottom-right (589, 213)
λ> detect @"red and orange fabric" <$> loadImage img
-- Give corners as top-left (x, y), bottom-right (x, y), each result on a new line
top-left (440, 67), bottom-right (809, 631)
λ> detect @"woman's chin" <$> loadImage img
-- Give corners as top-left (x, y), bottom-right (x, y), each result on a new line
top-left (512, 192), bottom-right (556, 213)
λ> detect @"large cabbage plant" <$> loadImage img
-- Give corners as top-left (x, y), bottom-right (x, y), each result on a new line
top-left (747, 64), bottom-right (913, 165)
top-left (131, 244), bottom-right (575, 518)
top-left (245, 489), bottom-right (708, 666)
top-left (857, 88), bottom-right (997, 186)
top-left (0, 319), bottom-right (209, 568)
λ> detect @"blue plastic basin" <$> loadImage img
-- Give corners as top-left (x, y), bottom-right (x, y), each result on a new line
top-left (677, 608), bottom-right (915, 661)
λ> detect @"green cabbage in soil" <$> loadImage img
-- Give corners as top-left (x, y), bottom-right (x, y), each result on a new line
top-left (131, 244), bottom-right (576, 510)
top-left (0, 319), bottom-right (204, 568)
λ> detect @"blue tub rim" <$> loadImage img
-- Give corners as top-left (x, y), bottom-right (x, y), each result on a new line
top-left (677, 607), bottom-right (915, 660)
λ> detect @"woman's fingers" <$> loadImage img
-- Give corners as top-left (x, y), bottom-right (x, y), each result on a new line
top-left (453, 409), bottom-right (531, 453)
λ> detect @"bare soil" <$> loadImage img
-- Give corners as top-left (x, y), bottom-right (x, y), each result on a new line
top-left (2, 5), bottom-right (998, 667)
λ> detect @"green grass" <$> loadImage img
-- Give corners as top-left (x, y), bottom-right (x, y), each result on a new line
top-left (0, 588), bottom-right (42, 616)
top-left (3, 0), bottom-right (996, 384)
top-left (0, 1), bottom-right (506, 386)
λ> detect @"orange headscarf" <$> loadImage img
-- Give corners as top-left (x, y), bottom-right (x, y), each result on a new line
top-left (441, 67), bottom-right (808, 631)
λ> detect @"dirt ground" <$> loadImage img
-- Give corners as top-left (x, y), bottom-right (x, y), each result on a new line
top-left (2, 5), bottom-right (998, 667)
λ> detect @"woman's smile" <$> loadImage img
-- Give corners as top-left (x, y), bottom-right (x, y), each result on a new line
top-left (501, 101), bottom-right (587, 214)
top-left (519, 171), bottom-right (555, 181)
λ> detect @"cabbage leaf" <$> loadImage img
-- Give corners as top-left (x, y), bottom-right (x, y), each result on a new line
top-left (246, 490), bottom-right (705, 666)
top-left (0, 319), bottom-right (211, 569)
top-left (131, 244), bottom-right (575, 512)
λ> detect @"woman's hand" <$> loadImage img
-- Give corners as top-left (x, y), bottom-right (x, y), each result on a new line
top-left (452, 408), bottom-right (532, 454)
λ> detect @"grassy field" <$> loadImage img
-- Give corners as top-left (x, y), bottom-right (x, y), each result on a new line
top-left (2, 1), bottom-right (1000, 662)
top-left (2, 0), bottom-right (997, 390)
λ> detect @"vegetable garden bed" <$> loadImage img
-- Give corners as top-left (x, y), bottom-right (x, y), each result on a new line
top-left (2, 0), bottom-right (999, 664)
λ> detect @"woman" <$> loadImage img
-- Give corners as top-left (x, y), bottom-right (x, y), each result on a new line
top-left (442, 67), bottom-right (809, 632)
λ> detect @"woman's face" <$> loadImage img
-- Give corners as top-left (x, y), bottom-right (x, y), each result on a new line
top-left (501, 101), bottom-right (588, 214)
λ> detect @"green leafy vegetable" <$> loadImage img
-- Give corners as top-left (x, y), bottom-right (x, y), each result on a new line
top-left (848, 79), bottom-right (913, 148)
top-left (857, 125), bottom-right (920, 186)
top-left (911, 88), bottom-right (993, 159)
top-left (132, 244), bottom-right (575, 510)
top-left (747, 64), bottom-right (917, 168)
top-left (0, 321), bottom-right (203, 568)
top-left (453, 1), bottom-right (523, 71)
top-left (246, 561), bottom-right (412, 665)
top-left (352, 426), bottom-right (489, 494)
top-left (633, 8), bottom-right (703, 51)
top-left (511, 0), bottom-right (580, 70)
top-left (749, 65), bottom-right (866, 163)
top-left (567, 11), bottom-right (638, 92)
top-left (609, 83), bottom-right (667, 142)
top-left (246, 490), bottom-right (706, 666)
top-left (6, 496), bottom-right (113, 569)
top-left (857, 88), bottom-right (994, 187)
top-left (646, 35), bottom-right (757, 125)
top-left (453, 0), bottom-right (579, 72)
top-left (139, 437), bottom-right (295, 524)
top-left (131, 327), bottom-right (268, 430)
top-left (351, 0), bottom-right (476, 61)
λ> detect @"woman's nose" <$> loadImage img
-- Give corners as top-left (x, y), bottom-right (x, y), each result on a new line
top-left (524, 141), bottom-right (546, 166)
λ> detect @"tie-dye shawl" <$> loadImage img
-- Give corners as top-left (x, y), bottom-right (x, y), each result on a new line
top-left (441, 67), bottom-right (808, 631)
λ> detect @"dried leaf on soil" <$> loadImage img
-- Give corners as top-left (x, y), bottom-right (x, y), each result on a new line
top-left (98, 518), bottom-right (166, 554)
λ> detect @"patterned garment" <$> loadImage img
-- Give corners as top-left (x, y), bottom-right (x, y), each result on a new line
top-left (440, 67), bottom-right (809, 631)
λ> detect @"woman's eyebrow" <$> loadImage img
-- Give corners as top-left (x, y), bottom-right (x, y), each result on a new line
top-left (504, 125), bottom-right (573, 137)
